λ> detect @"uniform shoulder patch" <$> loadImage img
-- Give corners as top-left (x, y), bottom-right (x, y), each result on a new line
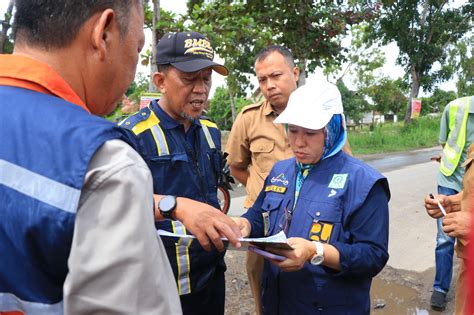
top-left (241, 101), bottom-right (264, 113)
top-left (200, 118), bottom-right (219, 129)
top-left (118, 107), bottom-right (150, 129)
top-left (120, 107), bottom-right (160, 136)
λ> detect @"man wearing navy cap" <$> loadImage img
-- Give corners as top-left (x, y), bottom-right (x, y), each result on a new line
top-left (120, 31), bottom-right (229, 315)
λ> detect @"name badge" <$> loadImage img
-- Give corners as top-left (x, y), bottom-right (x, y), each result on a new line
top-left (265, 185), bottom-right (287, 193)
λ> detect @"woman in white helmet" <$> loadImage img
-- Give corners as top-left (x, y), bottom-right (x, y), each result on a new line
top-left (233, 81), bottom-right (390, 314)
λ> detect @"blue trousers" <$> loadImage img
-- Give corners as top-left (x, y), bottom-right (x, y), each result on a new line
top-left (180, 269), bottom-right (225, 315)
top-left (433, 185), bottom-right (458, 293)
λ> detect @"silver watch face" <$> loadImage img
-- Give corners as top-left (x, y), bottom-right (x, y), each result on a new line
top-left (310, 254), bottom-right (324, 265)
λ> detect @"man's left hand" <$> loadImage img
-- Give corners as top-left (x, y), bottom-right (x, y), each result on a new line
top-left (442, 211), bottom-right (472, 239)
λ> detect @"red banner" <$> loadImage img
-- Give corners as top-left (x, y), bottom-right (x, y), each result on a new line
top-left (410, 99), bottom-right (422, 119)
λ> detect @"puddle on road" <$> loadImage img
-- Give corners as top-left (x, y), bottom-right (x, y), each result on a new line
top-left (371, 278), bottom-right (432, 315)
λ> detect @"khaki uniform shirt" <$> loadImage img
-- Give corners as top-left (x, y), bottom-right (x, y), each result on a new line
top-left (226, 100), bottom-right (293, 208)
top-left (64, 140), bottom-right (182, 315)
top-left (455, 143), bottom-right (474, 259)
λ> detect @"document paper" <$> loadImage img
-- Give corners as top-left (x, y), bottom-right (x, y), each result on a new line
top-left (157, 229), bottom-right (293, 250)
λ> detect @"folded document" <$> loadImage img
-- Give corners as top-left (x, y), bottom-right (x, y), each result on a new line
top-left (157, 230), bottom-right (293, 250)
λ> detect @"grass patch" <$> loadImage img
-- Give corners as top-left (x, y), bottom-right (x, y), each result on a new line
top-left (348, 116), bottom-right (440, 155)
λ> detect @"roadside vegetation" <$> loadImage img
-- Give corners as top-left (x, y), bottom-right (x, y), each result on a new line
top-left (348, 116), bottom-right (440, 155)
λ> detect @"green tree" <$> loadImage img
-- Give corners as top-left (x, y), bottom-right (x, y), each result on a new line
top-left (327, 23), bottom-right (386, 86)
top-left (366, 78), bottom-right (408, 117)
top-left (188, 1), bottom-right (375, 122)
top-left (127, 73), bottom-right (151, 104)
top-left (0, 0), bottom-right (14, 53)
top-left (142, 1), bottom-right (185, 92)
top-left (248, 1), bottom-right (376, 85)
top-left (369, 0), bottom-right (474, 123)
top-left (188, 1), bottom-right (272, 121)
top-left (336, 80), bottom-right (371, 125)
top-left (420, 88), bottom-right (457, 115)
top-left (207, 86), bottom-right (252, 130)
top-left (446, 35), bottom-right (474, 97)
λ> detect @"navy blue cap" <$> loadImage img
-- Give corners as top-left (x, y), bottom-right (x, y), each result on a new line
top-left (156, 32), bottom-right (228, 76)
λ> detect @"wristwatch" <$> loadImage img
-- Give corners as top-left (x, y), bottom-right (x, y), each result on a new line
top-left (158, 195), bottom-right (177, 219)
top-left (310, 241), bottom-right (325, 265)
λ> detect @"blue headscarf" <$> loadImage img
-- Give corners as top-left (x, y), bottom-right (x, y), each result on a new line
top-left (292, 114), bottom-right (346, 209)
top-left (321, 113), bottom-right (347, 160)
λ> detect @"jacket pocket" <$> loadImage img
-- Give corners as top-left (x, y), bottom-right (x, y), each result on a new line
top-left (305, 200), bottom-right (342, 244)
top-left (148, 153), bottom-right (189, 191)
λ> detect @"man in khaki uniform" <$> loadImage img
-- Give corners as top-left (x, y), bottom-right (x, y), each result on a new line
top-left (226, 45), bottom-right (353, 313)
top-left (425, 143), bottom-right (474, 314)
top-left (226, 45), bottom-right (297, 314)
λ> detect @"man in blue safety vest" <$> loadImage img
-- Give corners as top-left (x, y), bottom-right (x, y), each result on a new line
top-left (0, 2), bottom-right (241, 314)
top-left (0, 1), bottom-right (182, 313)
top-left (120, 31), bottom-right (230, 315)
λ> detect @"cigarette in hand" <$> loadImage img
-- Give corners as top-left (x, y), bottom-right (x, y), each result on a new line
top-left (430, 193), bottom-right (447, 216)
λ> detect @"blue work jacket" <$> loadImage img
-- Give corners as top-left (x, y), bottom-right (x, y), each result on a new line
top-left (0, 86), bottom-right (124, 314)
top-left (242, 152), bottom-right (390, 315)
top-left (120, 100), bottom-right (224, 295)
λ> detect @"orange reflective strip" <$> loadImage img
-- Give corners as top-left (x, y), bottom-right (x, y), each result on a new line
top-left (0, 54), bottom-right (89, 113)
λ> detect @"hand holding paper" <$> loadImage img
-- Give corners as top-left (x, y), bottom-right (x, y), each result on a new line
top-left (157, 229), bottom-right (293, 251)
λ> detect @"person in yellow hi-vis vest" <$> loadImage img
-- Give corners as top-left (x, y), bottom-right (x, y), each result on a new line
top-left (429, 96), bottom-right (474, 311)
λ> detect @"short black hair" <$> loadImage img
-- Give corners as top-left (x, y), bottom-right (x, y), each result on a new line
top-left (13, 0), bottom-right (141, 49)
top-left (255, 45), bottom-right (296, 68)
top-left (157, 64), bottom-right (172, 73)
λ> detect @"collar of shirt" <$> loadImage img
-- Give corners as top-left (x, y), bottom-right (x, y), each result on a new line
top-left (293, 161), bottom-right (314, 210)
top-left (262, 99), bottom-right (281, 117)
top-left (0, 54), bottom-right (89, 113)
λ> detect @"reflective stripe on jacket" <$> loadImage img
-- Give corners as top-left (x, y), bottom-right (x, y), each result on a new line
top-left (0, 86), bottom-right (124, 314)
top-left (120, 100), bottom-right (224, 295)
top-left (440, 97), bottom-right (474, 176)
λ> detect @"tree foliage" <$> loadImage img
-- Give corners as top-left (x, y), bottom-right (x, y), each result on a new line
top-left (420, 88), bottom-right (457, 115)
top-left (188, 1), bottom-right (272, 121)
top-left (446, 35), bottom-right (474, 97)
top-left (326, 23), bottom-right (386, 84)
top-left (365, 78), bottom-right (408, 117)
top-left (185, 0), bottom-right (377, 122)
top-left (207, 86), bottom-right (252, 130)
top-left (368, 0), bottom-right (474, 122)
top-left (251, 1), bottom-right (377, 84)
top-left (0, 0), bottom-right (14, 54)
top-left (336, 80), bottom-right (371, 124)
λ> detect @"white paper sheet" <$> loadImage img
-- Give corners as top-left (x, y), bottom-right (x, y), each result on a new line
top-left (157, 230), bottom-right (293, 250)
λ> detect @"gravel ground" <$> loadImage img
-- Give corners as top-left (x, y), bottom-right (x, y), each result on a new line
top-left (224, 251), bottom-right (255, 315)
top-left (223, 251), bottom-right (459, 315)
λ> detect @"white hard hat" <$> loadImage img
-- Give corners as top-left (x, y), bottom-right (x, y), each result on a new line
top-left (274, 81), bottom-right (343, 130)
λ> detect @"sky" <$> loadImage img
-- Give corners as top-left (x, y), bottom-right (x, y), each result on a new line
top-left (0, 0), bottom-right (458, 97)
